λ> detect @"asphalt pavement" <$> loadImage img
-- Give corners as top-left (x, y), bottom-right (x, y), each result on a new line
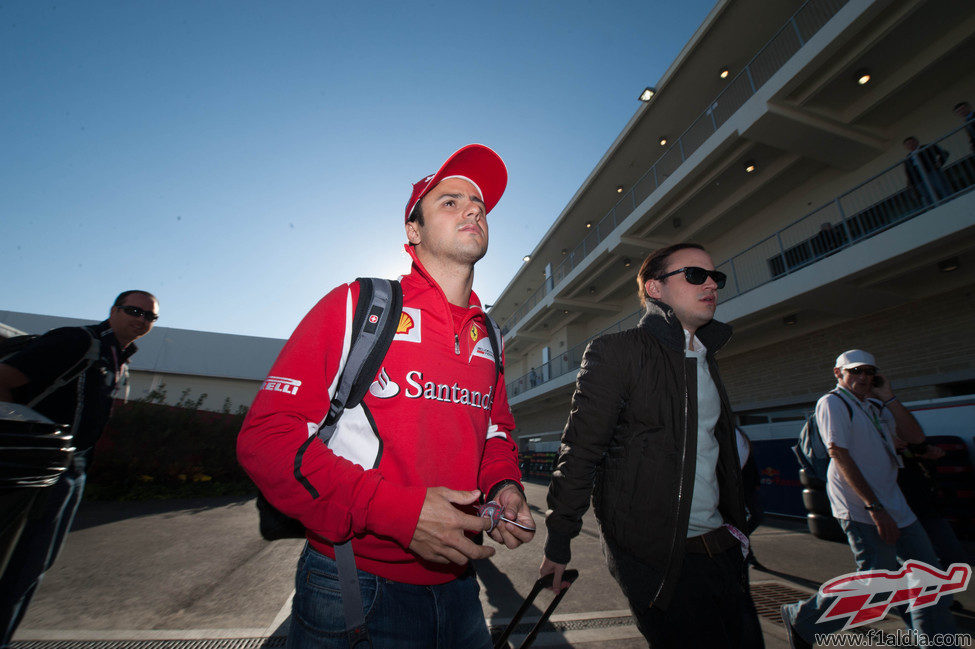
top-left (10, 480), bottom-right (975, 648)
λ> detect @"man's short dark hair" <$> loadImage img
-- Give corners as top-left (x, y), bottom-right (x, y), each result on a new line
top-left (407, 202), bottom-right (424, 227)
top-left (903, 136), bottom-right (918, 145)
top-left (636, 243), bottom-right (705, 307)
top-left (113, 290), bottom-right (157, 307)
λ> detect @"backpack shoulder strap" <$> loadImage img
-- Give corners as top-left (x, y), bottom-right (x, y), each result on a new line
top-left (324, 278), bottom-right (402, 649)
top-left (482, 311), bottom-right (503, 385)
top-left (826, 389), bottom-right (854, 421)
top-left (27, 326), bottom-right (100, 408)
top-left (317, 278), bottom-right (403, 439)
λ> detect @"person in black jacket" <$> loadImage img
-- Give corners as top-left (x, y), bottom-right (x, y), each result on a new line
top-left (540, 243), bottom-right (762, 648)
top-left (0, 290), bottom-right (157, 648)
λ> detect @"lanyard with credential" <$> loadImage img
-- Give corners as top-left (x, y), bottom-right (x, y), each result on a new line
top-left (837, 387), bottom-right (901, 468)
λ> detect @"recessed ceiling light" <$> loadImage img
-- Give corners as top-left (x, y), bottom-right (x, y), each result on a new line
top-left (855, 69), bottom-right (871, 86)
top-left (719, 68), bottom-right (730, 79)
top-left (639, 87), bottom-right (656, 102)
top-left (623, 258), bottom-right (632, 268)
top-left (783, 314), bottom-right (798, 326)
top-left (561, 248), bottom-right (568, 255)
top-left (616, 185), bottom-right (624, 194)
top-left (585, 221), bottom-right (592, 229)
top-left (938, 257), bottom-right (959, 272)
top-left (659, 137), bottom-right (668, 146)
top-left (744, 160), bottom-right (758, 174)
top-left (523, 254), bottom-right (531, 262)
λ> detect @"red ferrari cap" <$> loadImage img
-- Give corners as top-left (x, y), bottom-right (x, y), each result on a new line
top-left (404, 144), bottom-right (508, 224)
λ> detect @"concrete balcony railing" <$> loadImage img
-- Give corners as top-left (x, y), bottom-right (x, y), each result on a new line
top-left (506, 124), bottom-right (975, 399)
top-left (715, 126), bottom-right (975, 299)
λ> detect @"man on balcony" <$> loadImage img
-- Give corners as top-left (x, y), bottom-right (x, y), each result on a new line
top-left (780, 350), bottom-right (958, 648)
top-left (902, 136), bottom-right (952, 204)
top-left (954, 101), bottom-right (975, 152)
top-left (540, 243), bottom-right (763, 648)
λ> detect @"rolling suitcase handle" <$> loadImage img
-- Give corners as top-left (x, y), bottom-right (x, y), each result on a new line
top-left (494, 569), bottom-right (580, 649)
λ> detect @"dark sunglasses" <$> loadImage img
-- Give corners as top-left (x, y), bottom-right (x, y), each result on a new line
top-left (845, 366), bottom-right (877, 376)
top-left (656, 266), bottom-right (727, 289)
top-left (118, 305), bottom-right (159, 322)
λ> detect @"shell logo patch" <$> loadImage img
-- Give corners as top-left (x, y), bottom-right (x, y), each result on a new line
top-left (393, 307), bottom-right (422, 343)
top-left (396, 312), bottom-right (414, 334)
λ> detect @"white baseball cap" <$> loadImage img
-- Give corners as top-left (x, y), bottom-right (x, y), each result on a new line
top-left (835, 349), bottom-right (877, 370)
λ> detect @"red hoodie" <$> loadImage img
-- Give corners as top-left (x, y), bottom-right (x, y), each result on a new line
top-left (237, 245), bottom-right (520, 585)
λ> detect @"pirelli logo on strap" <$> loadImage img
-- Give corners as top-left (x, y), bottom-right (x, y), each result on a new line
top-left (262, 376), bottom-right (302, 396)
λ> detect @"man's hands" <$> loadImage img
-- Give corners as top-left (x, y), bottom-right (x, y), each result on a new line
top-left (487, 484), bottom-right (536, 549)
top-left (409, 487), bottom-right (494, 565)
top-left (870, 508), bottom-right (900, 544)
top-left (539, 557), bottom-right (571, 593)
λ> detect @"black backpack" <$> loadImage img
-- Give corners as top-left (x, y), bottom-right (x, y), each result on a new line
top-left (792, 390), bottom-right (853, 482)
top-left (253, 278), bottom-right (503, 648)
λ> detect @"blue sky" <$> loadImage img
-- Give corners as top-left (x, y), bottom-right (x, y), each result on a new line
top-left (3, 0), bottom-right (715, 339)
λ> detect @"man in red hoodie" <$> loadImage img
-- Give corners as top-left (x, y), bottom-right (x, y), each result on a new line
top-left (238, 145), bottom-right (533, 648)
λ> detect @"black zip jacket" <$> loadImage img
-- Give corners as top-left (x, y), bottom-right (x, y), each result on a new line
top-left (7, 320), bottom-right (134, 455)
top-left (544, 298), bottom-right (747, 608)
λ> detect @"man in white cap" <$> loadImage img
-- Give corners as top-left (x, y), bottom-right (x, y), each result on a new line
top-left (239, 145), bottom-right (533, 648)
top-left (781, 350), bottom-right (957, 648)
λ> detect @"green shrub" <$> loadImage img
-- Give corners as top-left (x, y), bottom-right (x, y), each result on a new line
top-left (86, 385), bottom-right (257, 500)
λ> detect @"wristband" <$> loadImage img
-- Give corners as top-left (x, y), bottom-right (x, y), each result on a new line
top-left (486, 479), bottom-right (523, 502)
top-left (883, 396), bottom-right (898, 405)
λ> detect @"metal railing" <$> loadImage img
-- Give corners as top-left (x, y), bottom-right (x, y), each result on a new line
top-left (499, 0), bottom-right (849, 335)
top-left (716, 126), bottom-right (975, 299)
top-left (507, 125), bottom-right (975, 397)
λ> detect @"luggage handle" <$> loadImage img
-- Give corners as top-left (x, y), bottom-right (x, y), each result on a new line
top-left (494, 569), bottom-right (580, 649)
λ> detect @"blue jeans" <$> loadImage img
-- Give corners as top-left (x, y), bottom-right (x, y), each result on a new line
top-left (287, 544), bottom-right (492, 649)
top-left (919, 517), bottom-right (972, 569)
top-left (0, 458), bottom-right (87, 648)
top-left (784, 519), bottom-right (957, 646)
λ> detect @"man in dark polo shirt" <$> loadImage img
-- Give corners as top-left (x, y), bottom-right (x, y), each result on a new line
top-left (0, 290), bottom-right (158, 648)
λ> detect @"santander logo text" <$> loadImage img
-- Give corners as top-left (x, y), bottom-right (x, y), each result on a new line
top-left (817, 560), bottom-right (970, 630)
top-left (368, 368), bottom-right (494, 411)
top-left (404, 370), bottom-right (493, 410)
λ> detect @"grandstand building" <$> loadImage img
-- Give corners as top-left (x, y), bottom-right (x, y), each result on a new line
top-left (488, 0), bottom-right (975, 454)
